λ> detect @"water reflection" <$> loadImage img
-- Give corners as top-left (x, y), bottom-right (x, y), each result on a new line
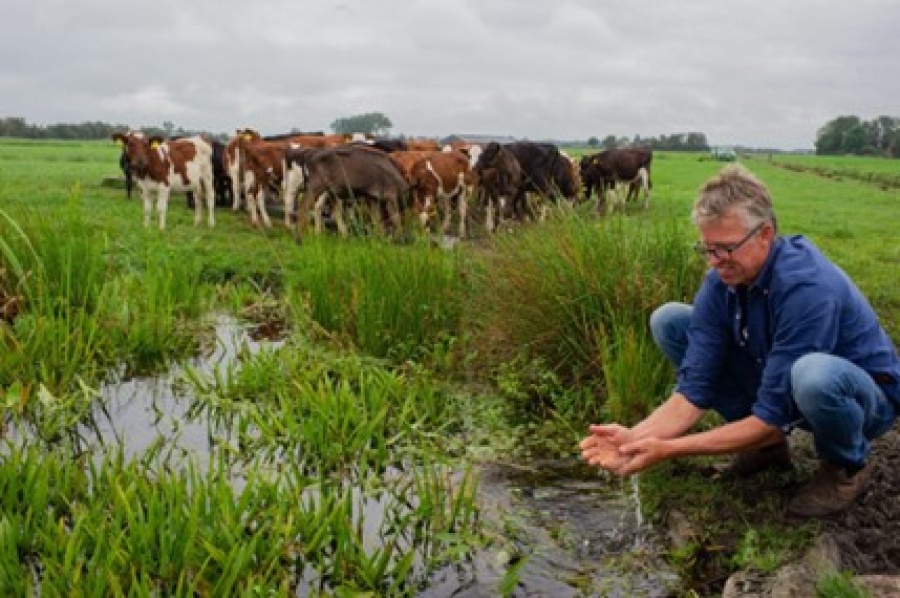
top-left (82, 313), bottom-right (284, 459)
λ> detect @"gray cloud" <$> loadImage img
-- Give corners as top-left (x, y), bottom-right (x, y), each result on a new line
top-left (2, 0), bottom-right (898, 149)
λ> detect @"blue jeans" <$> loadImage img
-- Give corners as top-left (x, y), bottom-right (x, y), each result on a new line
top-left (650, 302), bottom-right (896, 467)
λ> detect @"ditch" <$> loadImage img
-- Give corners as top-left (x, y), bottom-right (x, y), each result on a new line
top-left (72, 314), bottom-right (680, 595)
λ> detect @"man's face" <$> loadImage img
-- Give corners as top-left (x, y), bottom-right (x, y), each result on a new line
top-left (696, 211), bottom-right (774, 287)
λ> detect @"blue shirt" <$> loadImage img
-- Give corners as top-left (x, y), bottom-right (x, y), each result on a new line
top-left (676, 235), bottom-right (900, 431)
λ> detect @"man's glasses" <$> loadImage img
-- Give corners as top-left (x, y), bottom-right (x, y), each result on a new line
top-left (693, 222), bottom-right (766, 261)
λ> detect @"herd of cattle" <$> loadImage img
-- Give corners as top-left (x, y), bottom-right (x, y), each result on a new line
top-left (111, 130), bottom-right (654, 239)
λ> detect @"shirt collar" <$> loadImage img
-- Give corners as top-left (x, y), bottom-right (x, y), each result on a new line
top-left (725, 236), bottom-right (782, 294)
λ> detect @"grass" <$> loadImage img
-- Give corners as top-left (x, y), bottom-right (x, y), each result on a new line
top-left (0, 139), bottom-right (897, 594)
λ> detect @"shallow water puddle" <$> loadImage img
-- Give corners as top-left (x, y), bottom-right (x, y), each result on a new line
top-left (83, 313), bottom-right (284, 458)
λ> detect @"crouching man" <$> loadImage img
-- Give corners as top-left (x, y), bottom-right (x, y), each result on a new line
top-left (580, 164), bottom-right (899, 517)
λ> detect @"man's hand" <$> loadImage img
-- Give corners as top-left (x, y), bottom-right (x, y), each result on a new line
top-left (613, 437), bottom-right (670, 475)
top-left (581, 424), bottom-right (673, 476)
top-left (579, 424), bottom-right (631, 473)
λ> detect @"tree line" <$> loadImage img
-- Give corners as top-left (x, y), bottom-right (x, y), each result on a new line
top-left (815, 115), bottom-right (900, 157)
top-left (0, 117), bottom-right (220, 141)
top-left (585, 132), bottom-right (711, 152)
top-left (2, 113), bottom-right (896, 157)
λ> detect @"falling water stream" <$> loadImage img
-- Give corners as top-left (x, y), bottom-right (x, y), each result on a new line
top-left (71, 315), bottom-right (678, 596)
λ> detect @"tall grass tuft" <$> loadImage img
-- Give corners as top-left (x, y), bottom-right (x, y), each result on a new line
top-left (464, 214), bottom-right (703, 420)
top-left (283, 235), bottom-right (468, 362)
top-left (0, 203), bottom-right (114, 392)
top-left (0, 201), bottom-right (211, 394)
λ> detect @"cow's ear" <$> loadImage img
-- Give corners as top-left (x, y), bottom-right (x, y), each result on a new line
top-left (113, 137), bottom-right (124, 147)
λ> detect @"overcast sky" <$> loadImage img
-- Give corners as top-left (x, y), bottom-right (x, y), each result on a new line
top-left (3, 0), bottom-right (898, 150)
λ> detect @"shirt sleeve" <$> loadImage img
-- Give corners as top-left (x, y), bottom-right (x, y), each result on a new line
top-left (675, 273), bottom-right (731, 409)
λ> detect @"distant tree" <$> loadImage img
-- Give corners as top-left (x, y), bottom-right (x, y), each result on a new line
top-left (601, 135), bottom-right (618, 150)
top-left (586, 136), bottom-right (599, 147)
top-left (330, 112), bottom-right (393, 136)
top-left (0, 117), bottom-right (33, 137)
top-left (685, 132), bottom-right (710, 151)
top-left (815, 115), bottom-right (862, 155)
top-left (869, 115), bottom-right (899, 154)
top-left (888, 128), bottom-right (900, 158)
top-left (842, 123), bottom-right (869, 154)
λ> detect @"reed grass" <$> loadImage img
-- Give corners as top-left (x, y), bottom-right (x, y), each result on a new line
top-left (282, 235), bottom-right (468, 362)
top-left (463, 213), bottom-right (703, 422)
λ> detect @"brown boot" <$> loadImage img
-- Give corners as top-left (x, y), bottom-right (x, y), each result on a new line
top-left (788, 461), bottom-right (874, 518)
top-left (724, 441), bottom-right (792, 477)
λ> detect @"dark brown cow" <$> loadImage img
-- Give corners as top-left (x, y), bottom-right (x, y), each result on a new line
top-left (284, 145), bottom-right (409, 242)
top-left (505, 141), bottom-right (578, 202)
top-left (111, 131), bottom-right (214, 229)
top-left (472, 141), bottom-right (526, 232)
top-left (579, 148), bottom-right (653, 212)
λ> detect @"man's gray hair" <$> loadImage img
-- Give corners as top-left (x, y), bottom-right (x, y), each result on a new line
top-left (691, 164), bottom-right (777, 231)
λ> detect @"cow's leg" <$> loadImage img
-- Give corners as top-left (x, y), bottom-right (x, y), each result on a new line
top-left (440, 193), bottom-right (453, 236)
top-left (257, 189), bottom-right (273, 228)
top-left (231, 169), bottom-right (242, 211)
top-left (313, 193), bottom-right (328, 235)
top-left (192, 185), bottom-right (203, 226)
top-left (294, 185), bottom-right (320, 243)
top-left (605, 186), bottom-right (616, 215)
top-left (243, 177), bottom-right (260, 227)
top-left (419, 193), bottom-right (432, 231)
top-left (157, 187), bottom-right (170, 230)
top-left (283, 176), bottom-right (297, 230)
top-left (141, 186), bottom-right (153, 228)
top-left (367, 198), bottom-right (387, 237)
top-left (385, 195), bottom-right (403, 237)
top-left (457, 193), bottom-right (467, 238)
top-left (331, 194), bottom-right (350, 238)
top-left (485, 196), bottom-right (496, 233)
top-left (639, 168), bottom-right (651, 209)
top-left (204, 175), bottom-right (216, 227)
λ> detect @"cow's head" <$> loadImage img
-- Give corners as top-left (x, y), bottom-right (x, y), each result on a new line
top-left (475, 142), bottom-right (502, 172)
top-left (112, 131), bottom-right (155, 176)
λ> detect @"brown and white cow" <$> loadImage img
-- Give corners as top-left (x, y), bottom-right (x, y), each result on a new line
top-left (223, 128), bottom-right (260, 212)
top-left (408, 150), bottom-right (472, 238)
top-left (227, 129), bottom-right (349, 218)
top-left (111, 131), bottom-right (214, 230)
top-left (236, 135), bottom-right (291, 228)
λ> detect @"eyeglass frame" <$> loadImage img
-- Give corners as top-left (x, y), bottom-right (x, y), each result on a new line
top-left (693, 221), bottom-right (767, 261)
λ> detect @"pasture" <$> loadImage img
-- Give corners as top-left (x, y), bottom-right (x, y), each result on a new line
top-left (0, 138), bottom-right (898, 595)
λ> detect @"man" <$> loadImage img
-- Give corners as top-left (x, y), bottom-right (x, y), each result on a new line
top-left (580, 164), bottom-right (900, 517)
